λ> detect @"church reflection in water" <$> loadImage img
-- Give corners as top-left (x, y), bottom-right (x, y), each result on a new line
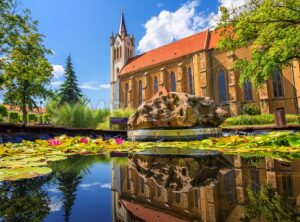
top-left (111, 153), bottom-right (300, 222)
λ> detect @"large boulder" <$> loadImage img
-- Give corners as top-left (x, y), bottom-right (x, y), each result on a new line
top-left (128, 89), bottom-right (228, 130)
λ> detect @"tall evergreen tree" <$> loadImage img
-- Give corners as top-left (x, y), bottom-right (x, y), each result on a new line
top-left (59, 55), bottom-right (82, 105)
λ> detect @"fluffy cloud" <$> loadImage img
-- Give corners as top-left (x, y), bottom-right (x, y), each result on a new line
top-left (52, 65), bottom-right (65, 79)
top-left (79, 182), bottom-right (111, 191)
top-left (138, 0), bottom-right (246, 53)
top-left (208, 0), bottom-right (246, 27)
top-left (79, 82), bottom-right (110, 90)
top-left (138, 0), bottom-right (208, 52)
top-left (51, 80), bottom-right (63, 88)
top-left (49, 196), bottom-right (63, 212)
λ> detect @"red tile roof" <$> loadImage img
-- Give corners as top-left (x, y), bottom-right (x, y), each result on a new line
top-left (208, 27), bottom-right (233, 49)
top-left (2, 104), bottom-right (46, 114)
top-left (121, 29), bottom-right (209, 75)
top-left (121, 200), bottom-right (188, 222)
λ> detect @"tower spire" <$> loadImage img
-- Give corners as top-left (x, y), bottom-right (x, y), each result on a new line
top-left (119, 9), bottom-right (127, 37)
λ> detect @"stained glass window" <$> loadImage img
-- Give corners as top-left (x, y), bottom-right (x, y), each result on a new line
top-left (218, 70), bottom-right (228, 103)
top-left (171, 72), bottom-right (176, 92)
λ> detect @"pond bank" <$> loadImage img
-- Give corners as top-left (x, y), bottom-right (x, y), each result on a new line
top-left (0, 123), bottom-right (127, 143)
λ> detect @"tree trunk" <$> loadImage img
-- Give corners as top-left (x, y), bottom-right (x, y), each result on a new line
top-left (22, 105), bottom-right (27, 126)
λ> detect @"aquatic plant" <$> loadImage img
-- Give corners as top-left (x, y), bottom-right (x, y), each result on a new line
top-left (2, 132), bottom-right (300, 181)
top-left (115, 138), bottom-right (124, 145)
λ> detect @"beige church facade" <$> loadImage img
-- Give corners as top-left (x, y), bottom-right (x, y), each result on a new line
top-left (110, 13), bottom-right (300, 115)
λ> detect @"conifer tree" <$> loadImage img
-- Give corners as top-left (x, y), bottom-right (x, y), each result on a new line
top-left (59, 55), bottom-right (82, 105)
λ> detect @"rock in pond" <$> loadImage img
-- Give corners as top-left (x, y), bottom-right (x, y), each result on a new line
top-left (128, 88), bottom-right (228, 130)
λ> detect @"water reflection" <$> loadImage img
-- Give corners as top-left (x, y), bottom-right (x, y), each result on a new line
top-left (112, 153), bottom-right (300, 222)
top-left (0, 153), bottom-right (300, 221)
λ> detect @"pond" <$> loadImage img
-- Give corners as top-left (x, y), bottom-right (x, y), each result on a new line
top-left (1, 150), bottom-right (300, 222)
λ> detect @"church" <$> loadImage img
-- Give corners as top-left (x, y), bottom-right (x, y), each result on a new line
top-left (110, 12), bottom-right (300, 116)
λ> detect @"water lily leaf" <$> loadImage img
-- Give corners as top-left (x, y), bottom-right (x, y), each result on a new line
top-left (0, 167), bottom-right (52, 181)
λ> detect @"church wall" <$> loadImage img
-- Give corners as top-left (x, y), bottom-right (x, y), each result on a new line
top-left (120, 56), bottom-right (196, 109)
top-left (211, 45), bottom-right (299, 115)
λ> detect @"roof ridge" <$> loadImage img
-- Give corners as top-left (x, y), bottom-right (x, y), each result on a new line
top-left (136, 29), bottom-right (209, 57)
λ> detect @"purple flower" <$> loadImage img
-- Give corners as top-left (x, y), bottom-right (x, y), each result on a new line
top-left (80, 138), bottom-right (89, 144)
top-left (48, 139), bottom-right (62, 146)
top-left (115, 138), bottom-right (124, 145)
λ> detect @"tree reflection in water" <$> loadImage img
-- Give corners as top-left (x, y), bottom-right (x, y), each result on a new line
top-left (0, 176), bottom-right (51, 222)
top-left (49, 155), bottom-right (111, 222)
top-left (0, 155), bottom-right (111, 222)
top-left (245, 184), bottom-right (300, 222)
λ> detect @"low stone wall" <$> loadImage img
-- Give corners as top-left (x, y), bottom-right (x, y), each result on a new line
top-left (0, 123), bottom-right (127, 143)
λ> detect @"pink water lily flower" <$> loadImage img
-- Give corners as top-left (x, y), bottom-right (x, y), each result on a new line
top-left (80, 137), bottom-right (89, 144)
top-left (115, 138), bottom-right (124, 145)
top-left (48, 139), bottom-right (62, 146)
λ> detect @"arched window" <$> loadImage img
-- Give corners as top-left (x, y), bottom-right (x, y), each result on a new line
top-left (273, 70), bottom-right (283, 97)
top-left (157, 185), bottom-right (161, 197)
top-left (138, 80), bottom-right (143, 105)
top-left (154, 77), bottom-right (159, 94)
top-left (125, 83), bottom-right (129, 107)
top-left (171, 72), bottom-right (176, 92)
top-left (218, 70), bottom-right (228, 103)
top-left (141, 178), bottom-right (145, 193)
top-left (175, 193), bottom-right (181, 203)
top-left (244, 82), bottom-right (253, 101)
top-left (188, 68), bottom-right (195, 95)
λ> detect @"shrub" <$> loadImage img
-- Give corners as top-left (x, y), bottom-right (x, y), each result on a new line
top-left (97, 108), bottom-right (135, 130)
top-left (0, 115), bottom-right (3, 122)
top-left (222, 114), bottom-right (300, 126)
top-left (241, 104), bottom-right (261, 116)
top-left (51, 102), bottom-right (108, 129)
top-left (0, 105), bottom-right (8, 117)
top-left (28, 113), bottom-right (38, 123)
top-left (42, 114), bottom-right (51, 124)
top-left (9, 112), bottom-right (20, 123)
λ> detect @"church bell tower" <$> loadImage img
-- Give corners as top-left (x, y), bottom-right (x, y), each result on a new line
top-left (110, 10), bottom-right (135, 111)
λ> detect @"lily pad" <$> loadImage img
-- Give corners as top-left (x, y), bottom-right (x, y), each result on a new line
top-left (0, 167), bottom-right (52, 181)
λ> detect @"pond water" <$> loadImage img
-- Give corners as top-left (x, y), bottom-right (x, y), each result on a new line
top-left (1, 151), bottom-right (300, 222)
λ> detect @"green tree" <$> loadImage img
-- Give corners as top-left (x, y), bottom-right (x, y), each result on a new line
top-left (217, 0), bottom-right (300, 86)
top-left (59, 55), bottom-right (82, 105)
top-left (0, 0), bottom-right (24, 58)
top-left (245, 184), bottom-right (300, 221)
top-left (2, 10), bottom-right (53, 126)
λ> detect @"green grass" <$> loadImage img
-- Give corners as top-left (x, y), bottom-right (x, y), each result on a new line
top-left (222, 114), bottom-right (299, 127)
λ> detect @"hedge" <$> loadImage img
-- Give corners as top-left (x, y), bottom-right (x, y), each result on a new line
top-left (222, 114), bottom-right (299, 126)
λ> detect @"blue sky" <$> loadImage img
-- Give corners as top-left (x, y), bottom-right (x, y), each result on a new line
top-left (17, 0), bottom-right (240, 108)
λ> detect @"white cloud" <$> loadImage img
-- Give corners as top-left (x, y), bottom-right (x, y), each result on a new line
top-left (51, 80), bottom-right (63, 88)
top-left (208, 0), bottom-right (246, 27)
top-left (49, 196), bottom-right (63, 212)
top-left (79, 182), bottom-right (111, 191)
top-left (100, 183), bottom-right (111, 189)
top-left (52, 65), bottom-right (65, 79)
top-left (100, 84), bottom-right (110, 89)
top-left (138, 0), bottom-right (246, 53)
top-left (79, 82), bottom-right (110, 90)
top-left (138, 0), bottom-right (208, 53)
top-left (48, 187), bottom-right (60, 193)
